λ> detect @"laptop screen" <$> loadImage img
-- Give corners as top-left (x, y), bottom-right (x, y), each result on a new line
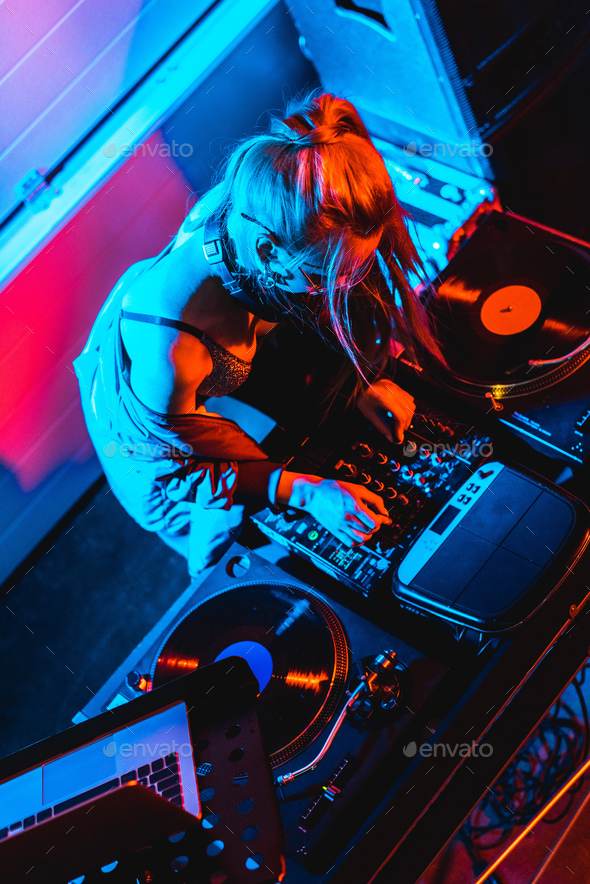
top-left (0, 702), bottom-right (199, 833)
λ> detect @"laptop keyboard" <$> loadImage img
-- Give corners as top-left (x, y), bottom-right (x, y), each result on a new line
top-left (0, 752), bottom-right (181, 839)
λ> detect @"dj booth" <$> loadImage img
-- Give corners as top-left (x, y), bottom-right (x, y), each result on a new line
top-left (2, 1), bottom-right (590, 881)
top-left (1, 201), bottom-right (590, 882)
top-left (53, 250), bottom-right (590, 881)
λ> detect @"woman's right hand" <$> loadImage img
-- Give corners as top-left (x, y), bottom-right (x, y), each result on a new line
top-left (277, 472), bottom-right (391, 548)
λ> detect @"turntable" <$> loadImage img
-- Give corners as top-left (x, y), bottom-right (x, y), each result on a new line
top-left (425, 210), bottom-right (590, 464)
top-left (151, 581), bottom-right (350, 768)
top-left (76, 545), bottom-right (448, 874)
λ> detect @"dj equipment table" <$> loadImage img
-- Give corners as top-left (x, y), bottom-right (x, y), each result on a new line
top-left (78, 288), bottom-right (590, 881)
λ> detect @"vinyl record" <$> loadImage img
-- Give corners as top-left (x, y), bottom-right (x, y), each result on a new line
top-left (431, 234), bottom-right (590, 389)
top-left (151, 583), bottom-right (348, 768)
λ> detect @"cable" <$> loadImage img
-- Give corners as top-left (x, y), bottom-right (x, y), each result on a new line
top-left (462, 668), bottom-right (590, 866)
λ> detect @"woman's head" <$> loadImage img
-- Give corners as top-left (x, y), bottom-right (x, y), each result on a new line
top-left (208, 90), bottom-right (443, 388)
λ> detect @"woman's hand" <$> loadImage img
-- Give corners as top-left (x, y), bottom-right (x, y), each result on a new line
top-left (277, 473), bottom-right (391, 548)
top-left (357, 379), bottom-right (415, 444)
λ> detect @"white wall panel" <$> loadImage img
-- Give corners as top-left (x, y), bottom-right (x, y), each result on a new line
top-left (0, 0), bottom-right (211, 220)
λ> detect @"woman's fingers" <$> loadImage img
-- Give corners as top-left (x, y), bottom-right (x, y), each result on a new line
top-left (334, 526), bottom-right (374, 547)
top-left (377, 383), bottom-right (415, 442)
top-left (345, 515), bottom-right (376, 538)
top-left (349, 527), bottom-right (373, 543)
top-left (369, 411), bottom-right (396, 444)
top-left (349, 507), bottom-right (377, 531)
top-left (333, 529), bottom-right (356, 548)
top-left (322, 480), bottom-right (391, 547)
top-left (356, 487), bottom-right (389, 518)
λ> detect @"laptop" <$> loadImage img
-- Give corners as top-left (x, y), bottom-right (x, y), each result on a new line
top-left (0, 700), bottom-right (199, 839)
top-left (0, 657), bottom-right (272, 884)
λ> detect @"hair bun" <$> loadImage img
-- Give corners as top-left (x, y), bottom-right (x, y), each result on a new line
top-left (289, 122), bottom-right (351, 147)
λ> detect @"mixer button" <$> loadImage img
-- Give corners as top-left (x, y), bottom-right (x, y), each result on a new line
top-left (355, 442), bottom-right (373, 458)
top-left (335, 460), bottom-right (357, 477)
top-left (436, 423), bottom-right (454, 437)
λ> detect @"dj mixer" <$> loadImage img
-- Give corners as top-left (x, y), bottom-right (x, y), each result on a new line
top-left (254, 407), bottom-right (493, 595)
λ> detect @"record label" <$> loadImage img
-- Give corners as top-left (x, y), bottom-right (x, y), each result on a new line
top-left (480, 285), bottom-right (542, 335)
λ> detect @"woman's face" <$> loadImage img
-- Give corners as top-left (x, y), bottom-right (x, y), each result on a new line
top-left (270, 240), bottom-right (376, 298)
top-left (273, 255), bottom-right (329, 297)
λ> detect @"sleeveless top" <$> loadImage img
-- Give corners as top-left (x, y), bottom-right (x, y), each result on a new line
top-left (72, 240), bottom-right (281, 508)
top-left (119, 310), bottom-right (252, 399)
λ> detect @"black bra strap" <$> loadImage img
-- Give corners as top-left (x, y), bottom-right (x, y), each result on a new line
top-left (120, 310), bottom-right (205, 342)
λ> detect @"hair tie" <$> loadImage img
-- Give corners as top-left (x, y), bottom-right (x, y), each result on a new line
top-left (283, 124), bottom-right (351, 147)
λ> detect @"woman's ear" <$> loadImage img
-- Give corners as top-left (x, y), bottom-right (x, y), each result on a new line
top-left (255, 235), bottom-right (278, 269)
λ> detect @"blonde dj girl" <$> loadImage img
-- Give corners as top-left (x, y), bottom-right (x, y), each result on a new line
top-left (74, 91), bottom-right (442, 578)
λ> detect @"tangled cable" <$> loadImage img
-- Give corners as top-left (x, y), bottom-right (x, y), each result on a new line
top-left (462, 672), bottom-right (590, 856)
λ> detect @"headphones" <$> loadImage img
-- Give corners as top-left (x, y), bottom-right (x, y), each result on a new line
top-left (202, 214), bottom-right (283, 323)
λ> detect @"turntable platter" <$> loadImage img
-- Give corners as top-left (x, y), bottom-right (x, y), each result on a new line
top-left (151, 583), bottom-right (349, 768)
top-left (430, 212), bottom-right (590, 394)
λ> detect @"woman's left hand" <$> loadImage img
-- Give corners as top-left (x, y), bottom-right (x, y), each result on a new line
top-left (357, 379), bottom-right (415, 444)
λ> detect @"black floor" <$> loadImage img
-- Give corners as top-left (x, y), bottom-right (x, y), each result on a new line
top-left (0, 477), bottom-right (190, 758)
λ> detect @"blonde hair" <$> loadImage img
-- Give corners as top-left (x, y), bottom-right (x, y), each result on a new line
top-left (200, 90), bottom-right (444, 394)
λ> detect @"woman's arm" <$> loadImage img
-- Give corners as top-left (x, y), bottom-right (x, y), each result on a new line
top-left (130, 331), bottom-right (214, 415)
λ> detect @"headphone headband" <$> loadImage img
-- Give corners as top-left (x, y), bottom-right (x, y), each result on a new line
top-left (202, 215), bottom-right (282, 323)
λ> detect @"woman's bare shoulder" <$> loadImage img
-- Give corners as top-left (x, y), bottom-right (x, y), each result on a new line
top-left (123, 223), bottom-right (215, 314)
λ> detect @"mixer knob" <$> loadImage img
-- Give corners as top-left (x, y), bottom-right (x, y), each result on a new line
top-left (436, 422), bottom-right (454, 438)
top-left (388, 460), bottom-right (401, 472)
top-left (356, 443), bottom-right (374, 458)
top-left (385, 487), bottom-right (398, 499)
top-left (397, 495), bottom-right (410, 506)
top-left (371, 479), bottom-right (384, 492)
top-left (375, 451), bottom-right (388, 465)
top-left (360, 472), bottom-right (372, 485)
top-left (335, 460), bottom-right (357, 477)
top-left (430, 453), bottom-right (442, 466)
top-left (419, 447), bottom-right (430, 459)
top-left (126, 670), bottom-right (149, 692)
top-left (403, 441), bottom-right (418, 458)
top-left (399, 466), bottom-right (414, 481)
